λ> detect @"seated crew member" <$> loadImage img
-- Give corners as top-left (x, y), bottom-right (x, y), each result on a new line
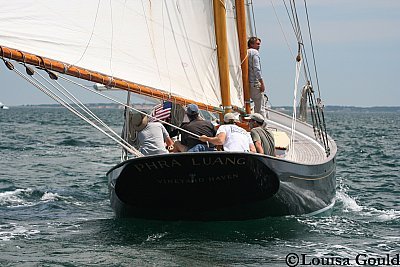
top-left (173, 104), bottom-right (216, 152)
top-left (249, 113), bottom-right (276, 156)
top-left (199, 113), bottom-right (256, 152)
top-left (131, 112), bottom-right (174, 155)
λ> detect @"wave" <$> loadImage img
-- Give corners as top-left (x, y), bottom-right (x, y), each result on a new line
top-left (0, 222), bottom-right (40, 241)
top-left (56, 138), bottom-right (106, 148)
top-left (0, 188), bottom-right (34, 206)
top-left (0, 188), bottom-right (81, 208)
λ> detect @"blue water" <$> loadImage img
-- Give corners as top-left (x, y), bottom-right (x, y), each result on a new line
top-left (1, 107), bottom-right (399, 266)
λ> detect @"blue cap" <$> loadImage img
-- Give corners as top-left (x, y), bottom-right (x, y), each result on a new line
top-left (186, 104), bottom-right (199, 115)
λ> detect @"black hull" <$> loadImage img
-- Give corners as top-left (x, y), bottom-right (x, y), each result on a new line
top-left (107, 152), bottom-right (336, 221)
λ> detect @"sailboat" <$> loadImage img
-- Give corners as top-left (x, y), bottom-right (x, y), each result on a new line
top-left (0, 102), bottom-right (9, 109)
top-left (0, 1), bottom-right (336, 221)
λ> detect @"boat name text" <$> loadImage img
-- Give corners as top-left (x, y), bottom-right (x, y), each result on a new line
top-left (133, 157), bottom-right (246, 172)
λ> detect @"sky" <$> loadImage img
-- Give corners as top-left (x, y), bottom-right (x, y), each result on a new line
top-left (0, 0), bottom-right (399, 107)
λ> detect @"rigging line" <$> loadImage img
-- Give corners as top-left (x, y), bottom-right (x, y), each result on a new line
top-left (67, 0), bottom-right (101, 68)
top-left (284, 0), bottom-right (302, 44)
top-left (248, 0), bottom-right (257, 36)
top-left (108, 0), bottom-right (115, 79)
top-left (313, 96), bottom-right (329, 150)
top-left (303, 0), bottom-right (321, 99)
top-left (59, 75), bottom-right (202, 139)
top-left (282, 0), bottom-right (297, 40)
top-left (283, 1), bottom-right (311, 85)
top-left (33, 69), bottom-right (138, 154)
top-left (161, 1), bottom-right (172, 95)
top-left (176, 2), bottom-right (212, 105)
top-left (289, 58), bottom-right (302, 160)
top-left (300, 45), bottom-right (312, 83)
top-left (307, 89), bottom-right (318, 139)
top-left (164, 2), bottom-right (212, 106)
top-left (318, 102), bottom-right (331, 155)
top-left (140, 0), bottom-right (163, 85)
top-left (121, 92), bottom-right (132, 161)
top-left (163, 2), bottom-right (195, 98)
top-left (12, 67), bottom-right (141, 156)
top-left (35, 70), bottom-right (133, 151)
top-left (270, 0), bottom-right (295, 58)
top-left (290, 0), bottom-right (303, 43)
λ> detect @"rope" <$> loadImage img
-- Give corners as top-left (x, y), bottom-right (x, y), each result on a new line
top-left (270, 0), bottom-right (295, 58)
top-left (249, 0), bottom-right (257, 36)
top-left (289, 56), bottom-right (302, 160)
top-left (140, 0), bottom-right (163, 83)
top-left (161, 1), bottom-right (172, 95)
top-left (59, 76), bottom-right (201, 138)
top-left (34, 70), bottom-right (138, 156)
top-left (66, 0), bottom-right (101, 69)
top-left (108, 0), bottom-right (115, 79)
top-left (303, 0), bottom-right (322, 99)
top-left (11, 66), bottom-right (143, 157)
top-left (163, 2), bottom-right (213, 106)
top-left (121, 92), bottom-right (132, 161)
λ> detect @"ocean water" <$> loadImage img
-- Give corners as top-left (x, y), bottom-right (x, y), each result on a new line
top-left (0, 107), bottom-right (399, 266)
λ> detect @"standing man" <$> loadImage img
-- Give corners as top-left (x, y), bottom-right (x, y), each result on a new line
top-left (249, 113), bottom-right (275, 156)
top-left (248, 36), bottom-right (267, 118)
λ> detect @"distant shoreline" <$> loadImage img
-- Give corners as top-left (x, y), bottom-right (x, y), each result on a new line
top-left (6, 103), bottom-right (400, 112)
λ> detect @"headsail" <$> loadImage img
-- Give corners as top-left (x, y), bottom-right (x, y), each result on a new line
top-left (0, 0), bottom-right (245, 110)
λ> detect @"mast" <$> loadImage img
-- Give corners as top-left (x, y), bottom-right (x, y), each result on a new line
top-left (235, 0), bottom-right (251, 114)
top-left (213, 0), bottom-right (231, 114)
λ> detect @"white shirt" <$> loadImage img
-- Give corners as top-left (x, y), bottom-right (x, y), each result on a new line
top-left (216, 124), bottom-right (253, 152)
top-left (248, 48), bottom-right (262, 83)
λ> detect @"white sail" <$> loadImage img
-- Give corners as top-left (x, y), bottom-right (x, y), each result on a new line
top-left (0, 0), bottom-right (247, 109)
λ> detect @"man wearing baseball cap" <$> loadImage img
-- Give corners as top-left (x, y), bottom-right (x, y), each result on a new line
top-left (199, 112), bottom-right (255, 152)
top-left (173, 104), bottom-right (216, 152)
top-left (249, 113), bottom-right (275, 156)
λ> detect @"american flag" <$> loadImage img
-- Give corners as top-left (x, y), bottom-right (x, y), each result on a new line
top-left (150, 101), bottom-right (172, 121)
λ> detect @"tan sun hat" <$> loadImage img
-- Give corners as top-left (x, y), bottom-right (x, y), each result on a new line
top-left (130, 112), bottom-right (148, 131)
top-left (224, 112), bottom-right (238, 123)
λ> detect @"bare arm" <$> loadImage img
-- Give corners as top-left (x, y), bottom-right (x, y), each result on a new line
top-left (165, 137), bottom-right (174, 147)
top-left (250, 143), bottom-right (257, 153)
top-left (199, 133), bottom-right (226, 146)
top-left (254, 140), bottom-right (264, 154)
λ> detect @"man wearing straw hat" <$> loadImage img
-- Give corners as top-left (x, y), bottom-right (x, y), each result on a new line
top-left (130, 112), bottom-right (174, 156)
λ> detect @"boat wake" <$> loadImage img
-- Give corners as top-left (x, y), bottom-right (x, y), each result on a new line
top-left (335, 186), bottom-right (400, 222)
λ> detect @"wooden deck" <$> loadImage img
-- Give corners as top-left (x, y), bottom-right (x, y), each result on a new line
top-left (266, 119), bottom-right (329, 165)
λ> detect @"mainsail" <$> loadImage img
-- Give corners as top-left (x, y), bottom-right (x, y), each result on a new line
top-left (0, 0), bottom-right (245, 109)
